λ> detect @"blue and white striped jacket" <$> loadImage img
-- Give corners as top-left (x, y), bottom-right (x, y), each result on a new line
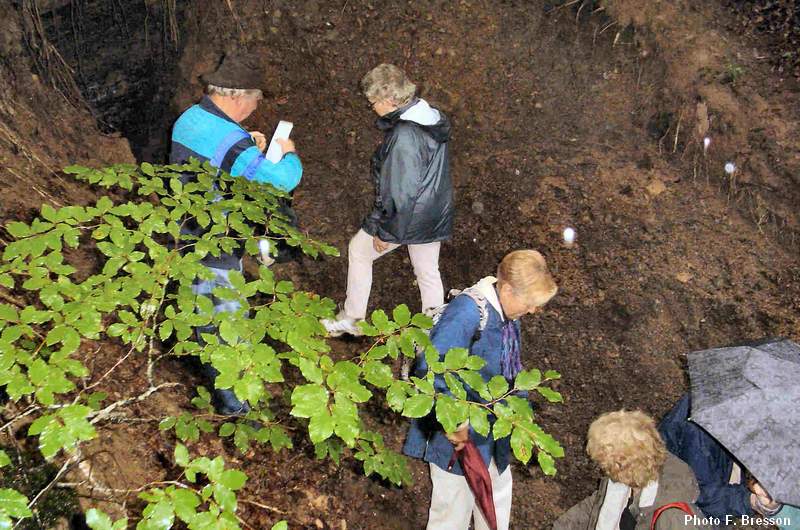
top-left (170, 96), bottom-right (302, 269)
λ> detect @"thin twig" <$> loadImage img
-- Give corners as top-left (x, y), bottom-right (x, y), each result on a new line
top-left (82, 345), bottom-right (136, 394)
top-left (0, 406), bottom-right (40, 431)
top-left (673, 109), bottom-right (683, 154)
top-left (599, 21), bottom-right (617, 36)
top-left (15, 452), bottom-right (80, 528)
top-left (0, 290), bottom-right (25, 308)
top-left (0, 121), bottom-right (64, 183)
top-left (56, 479), bottom-right (188, 496)
top-left (548, 0), bottom-right (580, 13)
top-left (89, 382), bottom-right (182, 424)
top-left (575, 0), bottom-right (586, 23)
top-left (95, 415), bottom-right (162, 424)
top-left (237, 514), bottom-right (257, 530)
top-left (240, 498), bottom-right (287, 514)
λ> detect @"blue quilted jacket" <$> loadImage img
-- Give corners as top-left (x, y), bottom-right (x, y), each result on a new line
top-left (402, 283), bottom-right (527, 476)
top-left (659, 394), bottom-right (754, 518)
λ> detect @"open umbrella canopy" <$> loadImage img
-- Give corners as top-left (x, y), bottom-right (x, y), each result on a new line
top-left (687, 339), bottom-right (800, 506)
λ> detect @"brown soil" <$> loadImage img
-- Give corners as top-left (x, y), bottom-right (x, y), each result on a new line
top-left (2, 0), bottom-right (800, 529)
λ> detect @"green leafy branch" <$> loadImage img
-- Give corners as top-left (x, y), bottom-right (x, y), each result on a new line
top-left (0, 160), bottom-right (564, 528)
top-left (357, 309), bottom-right (566, 475)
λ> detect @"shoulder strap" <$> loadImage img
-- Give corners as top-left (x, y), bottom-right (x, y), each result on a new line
top-left (457, 287), bottom-right (490, 332)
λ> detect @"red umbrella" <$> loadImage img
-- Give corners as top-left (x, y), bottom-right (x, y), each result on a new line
top-left (448, 439), bottom-right (498, 530)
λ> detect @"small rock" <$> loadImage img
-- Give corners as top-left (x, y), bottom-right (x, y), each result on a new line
top-left (534, 102), bottom-right (543, 109)
top-left (315, 519), bottom-right (324, 529)
top-left (676, 272), bottom-right (693, 283)
top-left (646, 179), bottom-right (667, 197)
top-left (471, 201), bottom-right (485, 215)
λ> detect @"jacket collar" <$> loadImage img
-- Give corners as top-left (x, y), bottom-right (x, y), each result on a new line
top-left (473, 276), bottom-right (505, 321)
top-left (199, 95), bottom-right (237, 124)
top-left (595, 479), bottom-right (659, 530)
top-left (375, 98), bottom-right (420, 130)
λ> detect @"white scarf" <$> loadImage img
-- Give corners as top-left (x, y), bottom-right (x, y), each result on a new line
top-left (473, 276), bottom-right (505, 321)
top-left (595, 479), bottom-right (659, 530)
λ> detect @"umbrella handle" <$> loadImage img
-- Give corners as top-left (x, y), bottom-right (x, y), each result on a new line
top-left (650, 502), bottom-right (693, 530)
top-left (447, 448), bottom-right (461, 472)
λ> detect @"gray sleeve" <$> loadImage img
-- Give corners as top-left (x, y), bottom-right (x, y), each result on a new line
top-left (553, 491), bottom-right (601, 530)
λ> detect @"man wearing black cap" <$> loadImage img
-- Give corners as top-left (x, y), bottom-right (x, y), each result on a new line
top-left (171, 53), bottom-right (300, 191)
top-left (170, 53), bottom-right (302, 415)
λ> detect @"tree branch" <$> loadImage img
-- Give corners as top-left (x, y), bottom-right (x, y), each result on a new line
top-left (15, 451), bottom-right (80, 529)
top-left (89, 382), bottom-right (182, 424)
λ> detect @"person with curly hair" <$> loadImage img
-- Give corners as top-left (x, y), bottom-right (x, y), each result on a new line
top-left (554, 410), bottom-right (712, 530)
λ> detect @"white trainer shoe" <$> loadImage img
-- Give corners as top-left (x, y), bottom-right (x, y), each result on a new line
top-left (321, 316), bottom-right (365, 338)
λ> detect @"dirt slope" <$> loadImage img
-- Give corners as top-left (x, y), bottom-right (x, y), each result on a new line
top-left (161, 1), bottom-right (800, 527)
top-left (0, 3), bottom-right (133, 228)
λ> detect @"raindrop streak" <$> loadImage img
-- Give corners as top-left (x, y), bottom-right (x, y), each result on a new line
top-left (703, 137), bottom-right (711, 152)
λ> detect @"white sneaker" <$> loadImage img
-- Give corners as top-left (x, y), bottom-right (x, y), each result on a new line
top-left (321, 316), bottom-right (365, 338)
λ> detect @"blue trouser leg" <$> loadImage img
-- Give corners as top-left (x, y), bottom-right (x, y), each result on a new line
top-left (192, 261), bottom-right (250, 415)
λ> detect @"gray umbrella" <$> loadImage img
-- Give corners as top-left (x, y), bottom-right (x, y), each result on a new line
top-left (687, 338), bottom-right (800, 507)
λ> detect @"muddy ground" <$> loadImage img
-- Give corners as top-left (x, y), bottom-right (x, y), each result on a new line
top-left (1, 0), bottom-right (800, 528)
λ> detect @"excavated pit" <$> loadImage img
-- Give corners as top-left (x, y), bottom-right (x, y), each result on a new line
top-left (1, 0), bottom-right (799, 528)
top-left (40, 0), bottom-right (186, 161)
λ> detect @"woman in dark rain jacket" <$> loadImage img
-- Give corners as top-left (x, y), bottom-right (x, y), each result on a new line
top-left (323, 63), bottom-right (454, 337)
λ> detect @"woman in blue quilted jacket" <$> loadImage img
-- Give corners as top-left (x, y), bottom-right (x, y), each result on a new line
top-left (403, 250), bottom-right (558, 530)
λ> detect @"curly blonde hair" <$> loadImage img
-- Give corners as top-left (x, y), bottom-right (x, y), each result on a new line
top-left (586, 410), bottom-right (667, 488)
top-left (360, 64), bottom-right (417, 106)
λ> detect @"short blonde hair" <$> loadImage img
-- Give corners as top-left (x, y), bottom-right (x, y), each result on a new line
top-left (586, 410), bottom-right (667, 488)
top-left (207, 85), bottom-right (263, 100)
top-left (497, 250), bottom-right (557, 307)
top-left (360, 64), bottom-right (416, 106)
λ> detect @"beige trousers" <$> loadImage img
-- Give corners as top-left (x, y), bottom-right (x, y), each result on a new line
top-left (343, 229), bottom-right (444, 320)
top-left (427, 460), bottom-right (513, 530)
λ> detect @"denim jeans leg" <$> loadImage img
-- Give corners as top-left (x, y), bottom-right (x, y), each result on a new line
top-left (192, 262), bottom-right (250, 415)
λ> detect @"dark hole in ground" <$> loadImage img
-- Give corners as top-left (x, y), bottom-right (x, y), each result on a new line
top-left (40, 0), bottom-right (187, 162)
top-left (0, 445), bottom-right (81, 529)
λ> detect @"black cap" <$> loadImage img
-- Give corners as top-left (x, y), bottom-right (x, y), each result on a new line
top-left (202, 53), bottom-right (262, 90)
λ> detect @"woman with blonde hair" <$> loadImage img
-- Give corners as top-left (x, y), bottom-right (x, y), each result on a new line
top-left (554, 410), bottom-right (712, 530)
top-left (403, 250), bottom-right (558, 530)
